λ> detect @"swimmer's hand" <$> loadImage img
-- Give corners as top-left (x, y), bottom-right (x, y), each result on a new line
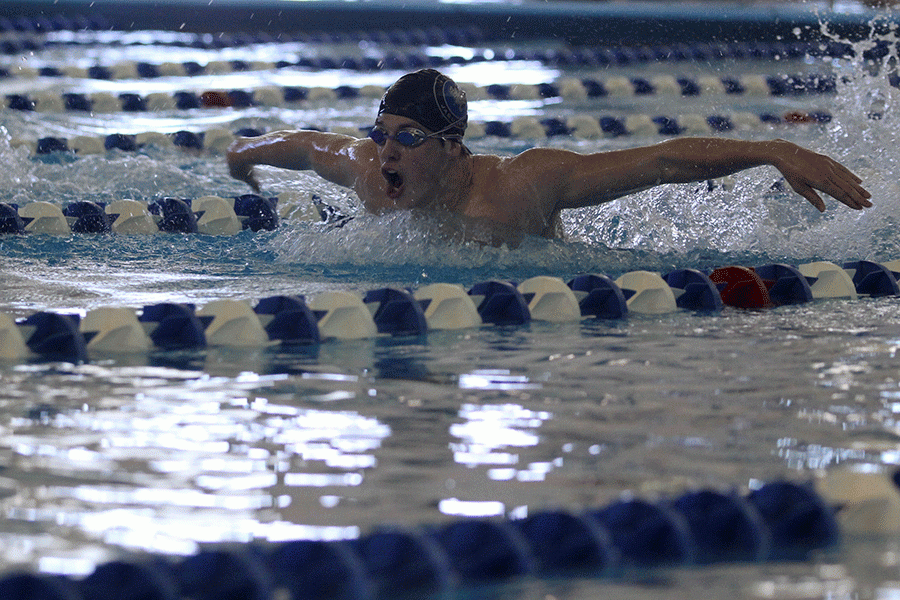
top-left (226, 139), bottom-right (261, 193)
top-left (769, 139), bottom-right (872, 212)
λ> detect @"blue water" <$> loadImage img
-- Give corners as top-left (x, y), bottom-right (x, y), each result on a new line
top-left (3, 14), bottom-right (900, 599)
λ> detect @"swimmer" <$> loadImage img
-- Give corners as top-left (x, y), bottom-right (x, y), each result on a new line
top-left (227, 68), bottom-right (872, 239)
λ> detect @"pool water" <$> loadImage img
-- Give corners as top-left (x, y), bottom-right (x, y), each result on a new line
top-left (3, 14), bottom-right (900, 599)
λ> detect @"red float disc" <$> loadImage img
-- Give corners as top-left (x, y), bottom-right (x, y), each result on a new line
top-left (708, 266), bottom-right (774, 309)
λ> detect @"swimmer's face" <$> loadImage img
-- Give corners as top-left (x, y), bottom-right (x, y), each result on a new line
top-left (371, 114), bottom-right (452, 209)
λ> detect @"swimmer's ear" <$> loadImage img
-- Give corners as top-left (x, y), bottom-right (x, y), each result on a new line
top-left (444, 138), bottom-right (464, 157)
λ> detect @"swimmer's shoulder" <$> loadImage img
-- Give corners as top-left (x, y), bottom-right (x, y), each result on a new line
top-left (480, 147), bottom-right (576, 175)
top-left (470, 152), bottom-right (507, 177)
top-left (473, 151), bottom-right (527, 164)
top-left (472, 149), bottom-right (575, 184)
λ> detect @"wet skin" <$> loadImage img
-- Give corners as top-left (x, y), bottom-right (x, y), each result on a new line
top-left (227, 115), bottom-right (873, 240)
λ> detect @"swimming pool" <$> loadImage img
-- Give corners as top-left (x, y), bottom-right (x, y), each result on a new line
top-left (2, 1), bottom-right (900, 598)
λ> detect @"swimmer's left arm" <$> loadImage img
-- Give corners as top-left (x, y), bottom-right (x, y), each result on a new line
top-left (536, 138), bottom-right (872, 214)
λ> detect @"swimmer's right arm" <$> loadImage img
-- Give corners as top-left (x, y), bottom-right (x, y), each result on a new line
top-left (227, 130), bottom-right (373, 192)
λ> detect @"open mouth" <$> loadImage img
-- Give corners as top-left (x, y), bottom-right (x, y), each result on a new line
top-left (382, 168), bottom-right (404, 199)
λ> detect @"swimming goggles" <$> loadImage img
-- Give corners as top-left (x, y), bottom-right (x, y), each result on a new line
top-left (368, 121), bottom-right (463, 148)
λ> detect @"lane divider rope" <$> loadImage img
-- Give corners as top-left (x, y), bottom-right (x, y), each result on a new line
top-left (8, 109), bottom-right (834, 157)
top-left (0, 196), bottom-right (284, 236)
top-left (0, 477), bottom-right (852, 600)
top-left (1, 74), bottom-right (846, 114)
top-left (0, 253), bottom-right (894, 362)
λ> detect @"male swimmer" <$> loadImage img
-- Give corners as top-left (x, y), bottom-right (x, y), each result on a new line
top-left (227, 69), bottom-right (872, 240)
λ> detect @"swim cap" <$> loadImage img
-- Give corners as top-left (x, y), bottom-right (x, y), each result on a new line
top-left (377, 69), bottom-right (467, 137)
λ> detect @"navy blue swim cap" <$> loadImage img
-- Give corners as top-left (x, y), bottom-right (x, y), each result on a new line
top-left (378, 69), bottom-right (467, 137)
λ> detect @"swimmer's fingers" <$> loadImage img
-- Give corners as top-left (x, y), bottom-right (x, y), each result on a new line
top-left (226, 140), bottom-right (262, 192)
top-left (837, 162), bottom-right (864, 184)
top-left (227, 161), bottom-right (261, 192)
top-left (244, 169), bottom-right (261, 193)
top-left (785, 160), bottom-right (872, 212)
top-left (819, 162), bottom-right (872, 210)
top-left (791, 181), bottom-right (826, 212)
top-left (792, 179), bottom-right (870, 212)
top-left (240, 172), bottom-right (262, 193)
top-left (834, 183), bottom-right (873, 210)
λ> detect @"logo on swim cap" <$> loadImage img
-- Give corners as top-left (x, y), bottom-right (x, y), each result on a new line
top-left (436, 78), bottom-right (466, 123)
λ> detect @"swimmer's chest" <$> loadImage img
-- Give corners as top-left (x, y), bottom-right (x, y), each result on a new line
top-left (465, 160), bottom-right (553, 235)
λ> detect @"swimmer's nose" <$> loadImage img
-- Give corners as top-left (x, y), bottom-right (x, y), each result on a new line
top-left (379, 137), bottom-right (401, 161)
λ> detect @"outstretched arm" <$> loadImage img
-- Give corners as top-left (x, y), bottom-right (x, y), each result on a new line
top-left (545, 137), bottom-right (871, 213)
top-left (226, 130), bottom-right (373, 192)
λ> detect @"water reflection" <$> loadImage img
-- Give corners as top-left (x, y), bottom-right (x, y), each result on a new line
top-left (0, 360), bottom-right (391, 571)
top-left (450, 402), bottom-right (554, 487)
top-left (458, 369), bottom-right (542, 391)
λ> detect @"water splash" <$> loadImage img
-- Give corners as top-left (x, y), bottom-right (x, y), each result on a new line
top-left (0, 127), bottom-right (40, 206)
top-left (563, 17), bottom-right (900, 263)
top-left (271, 210), bottom-right (661, 283)
top-left (0, 134), bottom-right (238, 206)
top-left (811, 12), bottom-right (900, 259)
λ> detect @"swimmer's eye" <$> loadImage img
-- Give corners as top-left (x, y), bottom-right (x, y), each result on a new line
top-left (368, 127), bottom-right (433, 148)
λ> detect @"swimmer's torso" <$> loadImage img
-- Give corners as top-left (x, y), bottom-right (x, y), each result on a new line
top-left (355, 150), bottom-right (562, 238)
